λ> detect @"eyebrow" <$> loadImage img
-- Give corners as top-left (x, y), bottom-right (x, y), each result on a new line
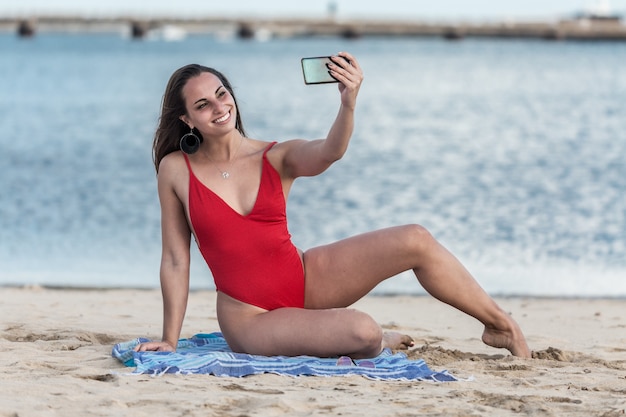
top-left (193, 86), bottom-right (225, 105)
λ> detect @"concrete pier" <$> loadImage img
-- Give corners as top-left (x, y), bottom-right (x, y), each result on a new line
top-left (1, 15), bottom-right (625, 41)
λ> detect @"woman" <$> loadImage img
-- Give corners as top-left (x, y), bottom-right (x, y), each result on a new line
top-left (136, 52), bottom-right (531, 359)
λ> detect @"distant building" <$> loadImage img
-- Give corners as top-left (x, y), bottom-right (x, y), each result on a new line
top-left (327, 1), bottom-right (338, 20)
top-left (573, 0), bottom-right (623, 23)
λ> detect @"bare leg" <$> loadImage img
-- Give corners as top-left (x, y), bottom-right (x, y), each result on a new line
top-left (217, 295), bottom-right (413, 359)
top-left (303, 225), bottom-right (531, 358)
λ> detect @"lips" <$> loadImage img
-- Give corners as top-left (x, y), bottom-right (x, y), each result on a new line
top-left (213, 111), bottom-right (231, 124)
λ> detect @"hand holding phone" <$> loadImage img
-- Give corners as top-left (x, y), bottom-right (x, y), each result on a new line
top-left (301, 56), bottom-right (349, 85)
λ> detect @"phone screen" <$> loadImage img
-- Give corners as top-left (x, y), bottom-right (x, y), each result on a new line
top-left (301, 56), bottom-right (338, 85)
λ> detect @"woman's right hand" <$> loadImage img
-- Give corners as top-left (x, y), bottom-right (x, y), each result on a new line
top-left (133, 340), bottom-right (176, 352)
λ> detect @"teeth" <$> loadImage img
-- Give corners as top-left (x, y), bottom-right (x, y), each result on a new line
top-left (214, 112), bottom-right (230, 123)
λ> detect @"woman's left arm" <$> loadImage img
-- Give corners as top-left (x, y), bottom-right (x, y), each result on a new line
top-left (282, 52), bottom-right (363, 178)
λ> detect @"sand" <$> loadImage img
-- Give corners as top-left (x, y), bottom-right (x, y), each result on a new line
top-left (0, 286), bottom-right (624, 417)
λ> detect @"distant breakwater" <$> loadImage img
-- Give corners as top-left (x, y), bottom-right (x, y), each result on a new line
top-left (2, 15), bottom-right (626, 41)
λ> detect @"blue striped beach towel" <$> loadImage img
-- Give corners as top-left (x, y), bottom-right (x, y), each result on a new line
top-left (112, 333), bottom-right (456, 381)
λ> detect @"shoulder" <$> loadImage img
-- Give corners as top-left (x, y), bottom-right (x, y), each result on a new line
top-left (239, 138), bottom-right (304, 179)
top-left (157, 151), bottom-right (189, 188)
top-left (159, 151), bottom-right (186, 172)
top-left (263, 138), bottom-right (306, 160)
top-left (243, 138), bottom-right (273, 153)
top-left (258, 139), bottom-right (307, 177)
top-left (239, 138), bottom-right (305, 156)
top-left (242, 138), bottom-right (290, 163)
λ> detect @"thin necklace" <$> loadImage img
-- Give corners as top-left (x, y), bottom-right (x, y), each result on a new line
top-left (206, 136), bottom-right (245, 179)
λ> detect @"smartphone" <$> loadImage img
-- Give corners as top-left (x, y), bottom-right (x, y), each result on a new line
top-left (301, 56), bottom-right (338, 85)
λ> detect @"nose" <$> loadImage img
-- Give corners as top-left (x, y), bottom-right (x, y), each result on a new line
top-left (214, 100), bottom-right (226, 114)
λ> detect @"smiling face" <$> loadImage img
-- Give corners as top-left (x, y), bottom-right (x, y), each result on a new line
top-left (179, 72), bottom-right (238, 138)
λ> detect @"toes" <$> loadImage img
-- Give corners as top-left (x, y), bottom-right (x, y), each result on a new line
top-left (404, 335), bottom-right (415, 348)
top-left (399, 335), bottom-right (414, 350)
top-left (382, 332), bottom-right (414, 350)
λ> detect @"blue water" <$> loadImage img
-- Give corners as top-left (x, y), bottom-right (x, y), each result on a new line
top-left (1, 33), bottom-right (625, 296)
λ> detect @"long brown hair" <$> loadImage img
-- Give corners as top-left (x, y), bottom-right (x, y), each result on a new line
top-left (152, 64), bottom-right (247, 173)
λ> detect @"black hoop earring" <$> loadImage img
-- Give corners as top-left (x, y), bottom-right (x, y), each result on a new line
top-left (179, 128), bottom-right (202, 154)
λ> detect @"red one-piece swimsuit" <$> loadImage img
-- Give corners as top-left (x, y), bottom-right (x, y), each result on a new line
top-left (183, 142), bottom-right (305, 310)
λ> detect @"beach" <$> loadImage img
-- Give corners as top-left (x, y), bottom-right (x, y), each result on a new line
top-left (0, 286), bottom-right (624, 416)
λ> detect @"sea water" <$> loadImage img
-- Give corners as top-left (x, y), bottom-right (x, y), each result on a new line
top-left (1, 33), bottom-right (624, 296)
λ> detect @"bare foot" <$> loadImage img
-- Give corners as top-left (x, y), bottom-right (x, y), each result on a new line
top-left (482, 315), bottom-right (531, 358)
top-left (382, 331), bottom-right (414, 351)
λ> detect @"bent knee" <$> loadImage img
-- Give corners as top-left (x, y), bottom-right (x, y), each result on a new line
top-left (349, 311), bottom-right (383, 353)
top-left (399, 224), bottom-right (437, 252)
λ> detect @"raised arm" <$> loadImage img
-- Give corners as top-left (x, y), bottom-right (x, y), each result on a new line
top-left (283, 52), bottom-right (364, 178)
top-left (135, 155), bottom-right (191, 352)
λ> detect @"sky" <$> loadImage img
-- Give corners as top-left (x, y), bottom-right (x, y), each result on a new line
top-left (2, 0), bottom-right (626, 21)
